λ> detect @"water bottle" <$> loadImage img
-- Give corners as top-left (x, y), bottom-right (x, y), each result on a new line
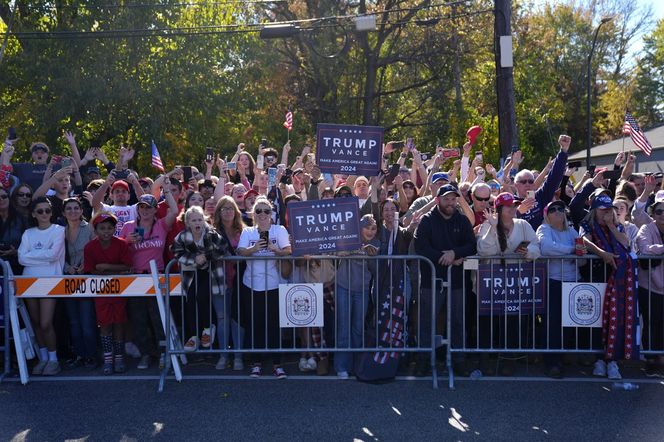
top-left (469, 369), bottom-right (482, 380)
top-left (612, 382), bottom-right (639, 390)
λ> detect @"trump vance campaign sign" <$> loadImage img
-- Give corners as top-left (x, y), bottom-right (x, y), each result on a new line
top-left (315, 123), bottom-right (383, 176)
top-left (287, 197), bottom-right (361, 256)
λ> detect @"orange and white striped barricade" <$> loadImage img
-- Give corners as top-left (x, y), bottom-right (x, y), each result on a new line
top-left (9, 259), bottom-right (182, 384)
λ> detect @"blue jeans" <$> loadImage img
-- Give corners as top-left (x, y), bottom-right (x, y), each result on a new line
top-left (64, 299), bottom-right (98, 359)
top-left (334, 286), bottom-right (369, 374)
top-left (213, 287), bottom-right (244, 359)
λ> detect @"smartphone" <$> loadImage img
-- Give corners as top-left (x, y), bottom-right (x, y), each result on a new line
top-left (268, 167), bottom-right (277, 187)
top-left (476, 152), bottom-right (483, 161)
top-left (90, 139), bottom-right (101, 149)
top-left (588, 164), bottom-right (596, 176)
top-left (8, 127), bottom-right (17, 140)
top-left (509, 168), bottom-right (517, 178)
top-left (567, 161), bottom-right (582, 169)
top-left (113, 169), bottom-right (129, 180)
top-left (259, 230), bottom-right (269, 248)
top-left (256, 154), bottom-right (264, 170)
top-left (62, 158), bottom-right (72, 168)
top-left (602, 170), bottom-right (622, 181)
top-left (420, 154), bottom-right (428, 161)
top-left (260, 138), bottom-right (268, 149)
top-left (517, 241), bottom-right (530, 250)
top-left (406, 137), bottom-right (415, 150)
top-left (527, 190), bottom-right (535, 199)
top-left (182, 166), bottom-right (193, 182)
top-left (442, 148), bottom-right (460, 158)
top-left (135, 226), bottom-right (145, 241)
top-left (391, 141), bottom-right (405, 150)
top-left (511, 145), bottom-right (520, 153)
top-left (227, 162), bottom-right (237, 171)
top-left (206, 148), bottom-right (214, 163)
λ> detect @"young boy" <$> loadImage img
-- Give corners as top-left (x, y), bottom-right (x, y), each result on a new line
top-left (84, 212), bottom-right (133, 375)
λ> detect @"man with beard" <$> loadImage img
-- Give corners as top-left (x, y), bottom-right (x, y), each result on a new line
top-left (414, 184), bottom-right (477, 376)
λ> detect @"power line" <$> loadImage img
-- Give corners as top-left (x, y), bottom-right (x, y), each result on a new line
top-left (1, 0), bottom-right (486, 40)
top-left (50, 0), bottom-right (287, 8)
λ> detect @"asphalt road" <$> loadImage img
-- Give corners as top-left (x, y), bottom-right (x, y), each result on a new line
top-left (1, 377), bottom-right (663, 441)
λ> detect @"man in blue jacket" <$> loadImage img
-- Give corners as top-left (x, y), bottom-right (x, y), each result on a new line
top-left (414, 184), bottom-right (477, 376)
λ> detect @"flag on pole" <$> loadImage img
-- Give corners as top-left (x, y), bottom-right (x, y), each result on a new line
top-left (283, 106), bottom-right (293, 131)
top-left (623, 112), bottom-right (653, 156)
top-left (151, 140), bottom-right (165, 172)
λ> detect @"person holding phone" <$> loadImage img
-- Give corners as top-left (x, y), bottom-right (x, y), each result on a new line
top-left (18, 197), bottom-right (66, 376)
top-left (236, 197), bottom-right (291, 379)
top-left (119, 188), bottom-right (178, 370)
top-left (1, 185), bottom-right (29, 274)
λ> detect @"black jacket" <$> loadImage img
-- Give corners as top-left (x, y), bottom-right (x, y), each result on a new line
top-left (414, 206), bottom-right (476, 289)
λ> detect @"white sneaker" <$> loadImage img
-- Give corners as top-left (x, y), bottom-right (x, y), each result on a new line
top-left (337, 371), bottom-right (349, 380)
top-left (42, 360), bottom-right (61, 376)
top-left (184, 336), bottom-right (199, 353)
top-left (215, 355), bottom-right (227, 370)
top-left (233, 358), bottom-right (244, 371)
top-left (607, 361), bottom-right (622, 380)
top-left (125, 342), bottom-right (141, 359)
top-left (137, 355), bottom-right (150, 370)
top-left (32, 360), bottom-right (48, 375)
top-left (305, 357), bottom-right (318, 371)
top-left (299, 357), bottom-right (311, 372)
top-left (593, 360), bottom-right (607, 377)
top-left (201, 325), bottom-right (216, 349)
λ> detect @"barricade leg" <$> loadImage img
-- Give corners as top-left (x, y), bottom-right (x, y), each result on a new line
top-left (1, 261), bottom-right (10, 382)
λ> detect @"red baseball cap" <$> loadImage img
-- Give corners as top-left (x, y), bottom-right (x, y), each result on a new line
top-left (494, 192), bottom-right (521, 209)
top-left (111, 180), bottom-right (129, 192)
top-left (243, 189), bottom-right (259, 200)
top-left (92, 212), bottom-right (118, 228)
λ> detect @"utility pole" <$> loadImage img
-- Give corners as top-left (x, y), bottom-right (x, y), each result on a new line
top-left (494, 0), bottom-right (518, 159)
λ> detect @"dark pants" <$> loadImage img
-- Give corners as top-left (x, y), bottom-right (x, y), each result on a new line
top-left (419, 287), bottom-right (464, 349)
top-left (127, 298), bottom-right (165, 356)
top-left (184, 270), bottom-right (215, 339)
top-left (241, 284), bottom-right (281, 365)
top-left (639, 287), bottom-right (664, 353)
top-left (64, 299), bottom-right (98, 359)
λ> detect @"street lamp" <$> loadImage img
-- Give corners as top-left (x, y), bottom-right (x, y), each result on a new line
top-left (586, 16), bottom-right (614, 167)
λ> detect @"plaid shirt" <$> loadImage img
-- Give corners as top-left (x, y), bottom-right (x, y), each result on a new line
top-left (173, 226), bottom-right (230, 297)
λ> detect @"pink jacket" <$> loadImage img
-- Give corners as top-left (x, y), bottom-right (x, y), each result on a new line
top-left (636, 222), bottom-right (664, 295)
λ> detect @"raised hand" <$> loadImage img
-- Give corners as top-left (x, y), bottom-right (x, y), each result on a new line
top-left (558, 134), bottom-right (571, 152)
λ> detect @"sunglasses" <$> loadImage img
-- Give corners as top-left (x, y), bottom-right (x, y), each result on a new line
top-left (548, 206), bottom-right (565, 213)
top-left (473, 195), bottom-right (490, 202)
top-left (337, 193), bottom-right (352, 198)
top-left (517, 179), bottom-right (535, 185)
top-left (403, 184), bottom-right (415, 189)
top-left (35, 208), bottom-right (52, 215)
top-left (17, 192), bottom-right (32, 198)
top-left (254, 208), bottom-right (271, 215)
top-left (654, 209), bottom-right (664, 216)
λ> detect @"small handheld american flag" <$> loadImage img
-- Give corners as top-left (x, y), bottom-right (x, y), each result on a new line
top-left (283, 106), bottom-right (293, 131)
top-left (623, 112), bottom-right (652, 156)
top-left (151, 140), bottom-right (165, 172)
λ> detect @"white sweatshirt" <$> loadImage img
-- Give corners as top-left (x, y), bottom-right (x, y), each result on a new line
top-left (18, 224), bottom-right (66, 276)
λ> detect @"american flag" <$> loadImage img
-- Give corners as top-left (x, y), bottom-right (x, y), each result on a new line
top-left (151, 140), bottom-right (165, 172)
top-left (623, 112), bottom-right (652, 156)
top-left (283, 106), bottom-right (293, 131)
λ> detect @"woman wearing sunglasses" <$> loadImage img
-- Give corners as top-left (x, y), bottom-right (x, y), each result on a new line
top-left (237, 197), bottom-right (291, 379)
top-left (536, 200), bottom-right (586, 378)
top-left (0, 186), bottom-right (29, 274)
top-left (18, 197), bottom-right (66, 376)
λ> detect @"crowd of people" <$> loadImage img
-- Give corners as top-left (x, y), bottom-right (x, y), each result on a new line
top-left (1, 131), bottom-right (664, 380)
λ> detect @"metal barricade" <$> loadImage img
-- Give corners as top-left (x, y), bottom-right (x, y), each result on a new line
top-left (1, 259), bottom-right (10, 382)
top-left (448, 253), bottom-right (664, 378)
top-left (160, 254), bottom-right (445, 391)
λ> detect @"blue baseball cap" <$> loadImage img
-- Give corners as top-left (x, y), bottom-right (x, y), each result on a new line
top-left (432, 172), bottom-right (450, 184)
top-left (591, 194), bottom-right (616, 210)
top-left (437, 184), bottom-right (460, 198)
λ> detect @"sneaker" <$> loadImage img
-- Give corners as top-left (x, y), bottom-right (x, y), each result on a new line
top-left (184, 336), bottom-right (199, 353)
top-left (114, 359), bottom-right (126, 374)
top-left (250, 365), bottom-right (262, 378)
top-left (607, 361), bottom-right (622, 380)
top-left (273, 367), bottom-right (287, 379)
top-left (233, 358), bottom-right (244, 371)
top-left (42, 361), bottom-right (61, 376)
top-left (201, 325), bottom-right (216, 349)
top-left (137, 355), bottom-right (151, 370)
top-left (593, 360), bottom-right (607, 377)
top-left (316, 357), bottom-right (329, 376)
top-left (65, 356), bottom-right (84, 370)
top-left (103, 362), bottom-right (113, 375)
top-left (215, 355), bottom-right (228, 370)
top-left (644, 361), bottom-right (662, 378)
top-left (84, 357), bottom-right (98, 369)
top-left (298, 357), bottom-right (309, 372)
top-left (32, 360), bottom-right (47, 375)
top-left (306, 357), bottom-right (317, 371)
top-left (337, 371), bottom-right (349, 380)
top-left (125, 342), bottom-right (141, 359)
